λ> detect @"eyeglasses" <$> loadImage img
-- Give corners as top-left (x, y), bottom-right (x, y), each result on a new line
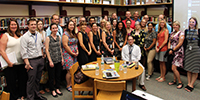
top-left (128, 39), bottom-right (134, 41)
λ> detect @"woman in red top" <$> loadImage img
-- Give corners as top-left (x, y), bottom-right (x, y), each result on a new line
top-left (155, 19), bottom-right (169, 82)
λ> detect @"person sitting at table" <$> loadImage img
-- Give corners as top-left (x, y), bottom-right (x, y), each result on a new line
top-left (121, 35), bottom-right (146, 91)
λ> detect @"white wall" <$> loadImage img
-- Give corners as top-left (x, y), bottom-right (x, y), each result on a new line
top-left (32, 5), bottom-right (59, 16)
top-left (0, 4), bottom-right (28, 16)
top-left (63, 7), bottom-right (83, 16)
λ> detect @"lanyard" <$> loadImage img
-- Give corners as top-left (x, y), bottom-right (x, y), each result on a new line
top-left (31, 34), bottom-right (37, 47)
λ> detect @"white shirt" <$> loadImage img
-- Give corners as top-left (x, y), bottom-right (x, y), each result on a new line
top-left (121, 44), bottom-right (141, 62)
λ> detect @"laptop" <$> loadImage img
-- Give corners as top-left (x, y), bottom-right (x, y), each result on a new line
top-left (120, 90), bottom-right (146, 100)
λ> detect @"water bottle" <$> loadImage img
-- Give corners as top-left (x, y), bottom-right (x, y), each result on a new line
top-left (113, 55), bottom-right (116, 63)
top-left (124, 62), bottom-right (127, 73)
top-left (95, 63), bottom-right (99, 75)
top-left (135, 60), bottom-right (139, 70)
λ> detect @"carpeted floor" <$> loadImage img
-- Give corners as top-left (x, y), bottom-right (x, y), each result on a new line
top-left (40, 71), bottom-right (200, 100)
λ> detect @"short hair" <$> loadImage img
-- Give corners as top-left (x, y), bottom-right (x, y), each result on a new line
top-left (91, 23), bottom-right (97, 27)
top-left (50, 23), bottom-right (58, 29)
top-left (112, 13), bottom-right (116, 16)
top-left (173, 21), bottom-right (180, 28)
top-left (89, 17), bottom-right (95, 21)
top-left (27, 18), bottom-right (36, 25)
top-left (51, 14), bottom-right (59, 20)
top-left (126, 20), bottom-right (131, 24)
top-left (135, 21), bottom-right (140, 26)
top-left (128, 35), bottom-right (134, 39)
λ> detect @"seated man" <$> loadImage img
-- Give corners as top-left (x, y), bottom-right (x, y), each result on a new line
top-left (121, 35), bottom-right (146, 91)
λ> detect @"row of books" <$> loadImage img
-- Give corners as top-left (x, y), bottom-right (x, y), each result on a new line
top-left (124, 0), bottom-right (172, 5)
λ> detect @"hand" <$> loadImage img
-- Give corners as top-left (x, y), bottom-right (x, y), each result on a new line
top-left (156, 47), bottom-right (159, 53)
top-left (110, 50), bottom-right (114, 55)
top-left (25, 64), bottom-right (33, 72)
top-left (8, 62), bottom-right (14, 67)
top-left (61, 59), bottom-right (64, 66)
top-left (88, 51), bottom-right (92, 55)
top-left (144, 47), bottom-right (147, 51)
top-left (73, 52), bottom-right (78, 57)
top-left (169, 50), bottom-right (173, 55)
top-left (96, 51), bottom-right (101, 56)
top-left (50, 61), bottom-right (54, 68)
top-left (43, 54), bottom-right (46, 58)
top-left (119, 48), bottom-right (122, 51)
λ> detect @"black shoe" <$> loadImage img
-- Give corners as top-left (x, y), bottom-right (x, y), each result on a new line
top-left (56, 91), bottom-right (63, 96)
top-left (34, 96), bottom-right (47, 100)
top-left (51, 92), bottom-right (58, 98)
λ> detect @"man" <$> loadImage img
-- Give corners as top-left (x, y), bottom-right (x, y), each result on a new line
top-left (143, 15), bottom-right (149, 23)
top-left (85, 17), bottom-right (95, 33)
top-left (155, 14), bottom-right (172, 34)
top-left (121, 35), bottom-right (146, 91)
top-left (122, 11), bottom-right (135, 29)
top-left (46, 14), bottom-right (63, 37)
top-left (20, 19), bottom-right (47, 100)
top-left (111, 13), bottom-right (118, 24)
top-left (133, 11), bottom-right (141, 22)
top-left (77, 17), bottom-right (86, 31)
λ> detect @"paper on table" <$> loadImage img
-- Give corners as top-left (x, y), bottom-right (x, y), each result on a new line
top-left (110, 64), bottom-right (115, 69)
top-left (0, 52), bottom-right (18, 69)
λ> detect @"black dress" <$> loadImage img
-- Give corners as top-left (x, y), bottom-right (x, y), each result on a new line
top-left (114, 31), bottom-right (126, 58)
top-left (101, 31), bottom-right (113, 57)
top-left (90, 31), bottom-right (100, 61)
top-left (77, 31), bottom-right (90, 66)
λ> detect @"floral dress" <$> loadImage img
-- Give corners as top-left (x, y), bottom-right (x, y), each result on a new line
top-left (131, 30), bottom-right (145, 56)
top-left (169, 31), bottom-right (184, 68)
top-left (62, 31), bottom-right (78, 70)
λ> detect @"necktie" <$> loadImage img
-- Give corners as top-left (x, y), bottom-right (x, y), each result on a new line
top-left (129, 45), bottom-right (133, 61)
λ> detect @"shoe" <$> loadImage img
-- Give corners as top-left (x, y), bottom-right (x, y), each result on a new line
top-left (66, 86), bottom-right (72, 92)
top-left (177, 83), bottom-right (184, 89)
top-left (56, 90), bottom-right (63, 96)
top-left (51, 92), bottom-right (58, 98)
top-left (146, 75), bottom-right (151, 80)
top-left (185, 85), bottom-right (193, 92)
top-left (168, 81), bottom-right (176, 85)
top-left (157, 78), bottom-right (165, 82)
top-left (156, 76), bottom-right (161, 80)
top-left (139, 84), bottom-right (146, 91)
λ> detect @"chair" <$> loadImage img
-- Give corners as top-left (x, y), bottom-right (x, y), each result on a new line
top-left (70, 62), bottom-right (94, 100)
top-left (94, 79), bottom-right (126, 100)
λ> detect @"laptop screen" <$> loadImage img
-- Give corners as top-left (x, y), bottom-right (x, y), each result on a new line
top-left (121, 90), bottom-right (146, 100)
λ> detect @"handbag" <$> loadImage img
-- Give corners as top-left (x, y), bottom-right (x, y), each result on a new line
top-left (74, 66), bottom-right (89, 84)
top-left (0, 85), bottom-right (10, 100)
top-left (40, 71), bottom-right (49, 84)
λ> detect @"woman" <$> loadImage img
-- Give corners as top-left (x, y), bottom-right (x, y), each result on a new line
top-left (77, 21), bottom-right (92, 66)
top-left (167, 21), bottom-right (185, 89)
top-left (102, 21), bottom-right (115, 57)
top-left (126, 20), bottom-right (133, 36)
top-left (144, 22), bottom-right (156, 80)
top-left (89, 23), bottom-right (101, 61)
top-left (140, 19), bottom-right (148, 34)
top-left (113, 21), bottom-right (127, 59)
top-left (0, 19), bottom-right (27, 100)
top-left (130, 21), bottom-right (145, 63)
top-left (62, 21), bottom-right (78, 92)
top-left (184, 17), bottom-right (200, 92)
top-left (45, 23), bottom-right (64, 97)
top-left (37, 20), bottom-right (50, 94)
top-left (112, 19), bottom-right (117, 31)
top-left (155, 19), bottom-right (169, 82)
top-left (70, 17), bottom-right (78, 33)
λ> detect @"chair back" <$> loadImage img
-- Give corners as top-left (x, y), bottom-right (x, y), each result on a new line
top-left (70, 62), bottom-right (79, 86)
top-left (94, 79), bottom-right (126, 92)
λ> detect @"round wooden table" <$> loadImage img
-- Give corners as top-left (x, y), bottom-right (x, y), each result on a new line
top-left (81, 58), bottom-right (143, 91)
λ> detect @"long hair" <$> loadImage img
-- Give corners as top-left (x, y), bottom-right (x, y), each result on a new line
top-left (79, 21), bottom-right (87, 32)
top-left (103, 21), bottom-right (112, 33)
top-left (7, 19), bottom-right (21, 37)
top-left (66, 20), bottom-right (76, 37)
top-left (116, 21), bottom-right (127, 38)
top-left (36, 20), bottom-right (44, 32)
top-left (158, 19), bottom-right (167, 33)
top-left (188, 17), bottom-right (198, 30)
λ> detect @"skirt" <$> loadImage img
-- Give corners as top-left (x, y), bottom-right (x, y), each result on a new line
top-left (155, 51), bottom-right (167, 62)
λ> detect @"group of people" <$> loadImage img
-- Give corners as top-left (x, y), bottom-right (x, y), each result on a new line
top-left (0, 11), bottom-right (199, 100)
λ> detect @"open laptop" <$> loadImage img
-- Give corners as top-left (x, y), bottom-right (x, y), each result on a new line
top-left (120, 90), bottom-right (146, 100)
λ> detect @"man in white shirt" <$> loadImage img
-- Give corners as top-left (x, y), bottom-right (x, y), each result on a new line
top-left (121, 35), bottom-right (146, 91)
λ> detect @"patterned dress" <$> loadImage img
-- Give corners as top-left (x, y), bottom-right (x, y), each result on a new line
top-left (115, 31), bottom-right (126, 58)
top-left (184, 29), bottom-right (200, 73)
top-left (169, 31), bottom-right (184, 68)
top-left (62, 31), bottom-right (78, 70)
top-left (130, 30), bottom-right (145, 56)
top-left (101, 31), bottom-right (114, 57)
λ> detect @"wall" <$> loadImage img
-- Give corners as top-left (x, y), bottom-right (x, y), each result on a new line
top-left (32, 5), bottom-right (59, 16)
top-left (63, 7), bottom-right (83, 16)
top-left (86, 7), bottom-right (101, 16)
top-left (0, 4), bottom-right (28, 16)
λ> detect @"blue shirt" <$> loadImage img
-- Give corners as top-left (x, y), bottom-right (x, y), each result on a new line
top-left (132, 18), bottom-right (141, 22)
top-left (46, 25), bottom-right (63, 38)
top-left (155, 23), bottom-right (172, 34)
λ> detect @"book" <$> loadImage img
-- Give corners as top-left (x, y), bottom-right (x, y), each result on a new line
top-left (103, 69), bottom-right (120, 79)
top-left (104, 57), bottom-right (114, 64)
top-left (82, 64), bottom-right (97, 70)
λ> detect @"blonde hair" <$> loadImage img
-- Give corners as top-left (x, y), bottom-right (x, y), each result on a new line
top-left (103, 21), bottom-right (112, 33)
top-left (140, 19), bottom-right (148, 33)
top-left (158, 19), bottom-right (167, 33)
top-left (173, 21), bottom-right (180, 28)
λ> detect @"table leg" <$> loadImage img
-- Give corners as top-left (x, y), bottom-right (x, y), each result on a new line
top-left (132, 78), bottom-right (136, 91)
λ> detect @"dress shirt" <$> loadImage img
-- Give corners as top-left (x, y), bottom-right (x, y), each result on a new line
top-left (132, 18), bottom-right (141, 22)
top-left (155, 23), bottom-right (172, 34)
top-left (46, 25), bottom-right (63, 38)
top-left (20, 30), bottom-right (43, 59)
top-left (121, 44), bottom-right (141, 62)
